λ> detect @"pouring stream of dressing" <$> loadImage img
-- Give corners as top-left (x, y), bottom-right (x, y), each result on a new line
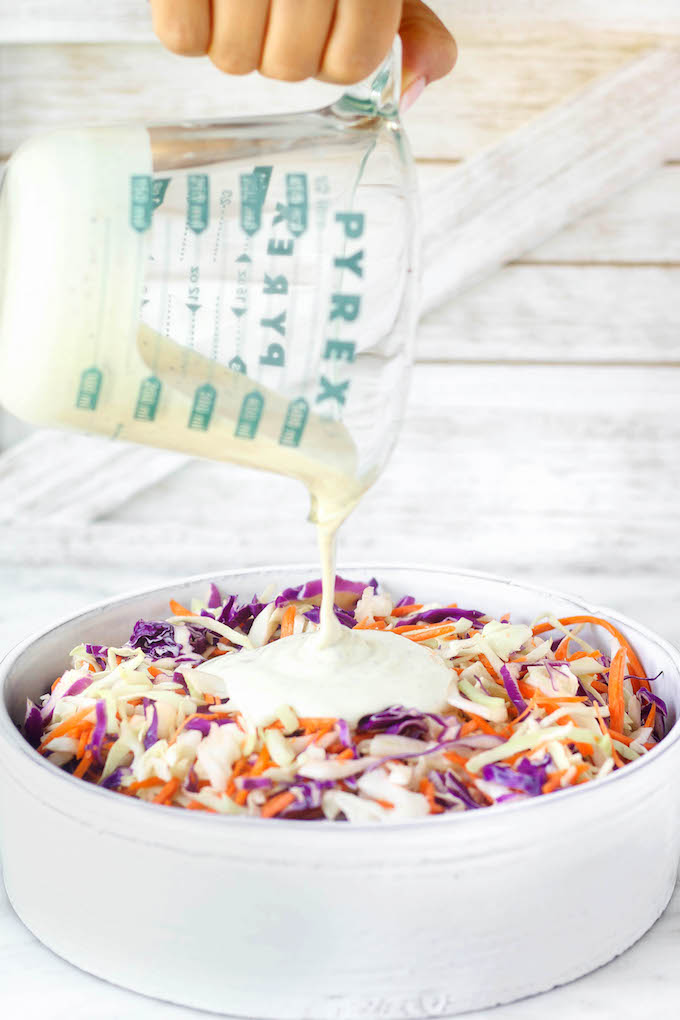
top-left (138, 314), bottom-right (449, 725)
top-left (198, 492), bottom-right (452, 727)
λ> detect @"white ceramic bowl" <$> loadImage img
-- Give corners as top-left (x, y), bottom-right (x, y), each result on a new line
top-left (1, 565), bottom-right (679, 1019)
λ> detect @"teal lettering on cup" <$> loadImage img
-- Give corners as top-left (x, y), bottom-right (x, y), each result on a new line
top-left (316, 376), bottom-right (350, 406)
top-left (253, 166), bottom-right (273, 202)
top-left (240, 174), bottom-right (263, 236)
top-left (75, 366), bottom-right (103, 411)
top-left (130, 175), bottom-right (153, 232)
top-left (134, 375), bottom-right (162, 422)
top-left (235, 391), bottom-right (265, 439)
top-left (187, 174), bottom-right (210, 234)
top-left (188, 383), bottom-right (216, 430)
top-left (273, 173), bottom-right (308, 236)
top-left (279, 397), bottom-right (309, 447)
top-left (152, 178), bottom-right (171, 210)
top-left (229, 356), bottom-right (247, 374)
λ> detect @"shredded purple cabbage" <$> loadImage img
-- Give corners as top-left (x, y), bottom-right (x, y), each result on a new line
top-left (241, 776), bottom-right (272, 791)
top-left (400, 606), bottom-right (485, 625)
top-left (275, 575), bottom-right (376, 608)
top-left (481, 757), bottom-right (550, 797)
top-left (100, 767), bottom-right (128, 789)
top-left (65, 675), bottom-right (94, 698)
top-left (143, 699), bottom-right (158, 750)
top-left (303, 605), bottom-right (356, 628)
top-left (357, 705), bottom-right (444, 741)
top-left (635, 681), bottom-right (666, 715)
top-left (85, 644), bottom-right (108, 670)
top-left (129, 620), bottom-right (182, 660)
top-left (431, 769), bottom-right (480, 810)
top-left (24, 700), bottom-right (43, 748)
top-left (500, 664), bottom-right (528, 714)
top-left (87, 700), bottom-right (108, 762)
top-left (337, 718), bottom-right (351, 748)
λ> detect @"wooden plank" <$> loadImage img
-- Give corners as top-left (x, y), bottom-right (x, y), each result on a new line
top-left (4, 35), bottom-right (680, 162)
top-left (420, 49), bottom-right (680, 311)
top-left (417, 264), bottom-right (680, 363)
top-left (2, 1), bottom-right (680, 43)
top-left (0, 432), bottom-right (187, 524)
top-left (417, 163), bottom-right (680, 264)
top-left (1, 363), bottom-right (677, 581)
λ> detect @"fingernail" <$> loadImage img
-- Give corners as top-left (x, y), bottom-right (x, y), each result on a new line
top-left (400, 75), bottom-right (426, 114)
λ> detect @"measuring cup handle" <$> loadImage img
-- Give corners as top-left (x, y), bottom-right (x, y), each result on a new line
top-left (332, 37), bottom-right (402, 118)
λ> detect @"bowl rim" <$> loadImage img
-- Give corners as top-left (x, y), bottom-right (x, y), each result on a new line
top-left (1, 561), bottom-right (679, 836)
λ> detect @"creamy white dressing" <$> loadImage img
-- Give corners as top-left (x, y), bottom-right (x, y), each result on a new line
top-left (199, 626), bottom-right (451, 727)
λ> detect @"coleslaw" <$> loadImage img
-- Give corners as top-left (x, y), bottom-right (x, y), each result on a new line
top-left (23, 576), bottom-right (666, 822)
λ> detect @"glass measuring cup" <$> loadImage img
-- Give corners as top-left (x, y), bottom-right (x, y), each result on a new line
top-left (0, 41), bottom-right (418, 526)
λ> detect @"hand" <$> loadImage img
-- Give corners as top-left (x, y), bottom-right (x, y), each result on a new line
top-left (151, 0), bottom-right (456, 101)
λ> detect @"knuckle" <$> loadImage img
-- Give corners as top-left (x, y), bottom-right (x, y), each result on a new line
top-left (209, 48), bottom-right (257, 76)
top-left (321, 51), bottom-right (379, 85)
top-left (157, 20), bottom-right (208, 57)
top-left (259, 58), bottom-right (315, 83)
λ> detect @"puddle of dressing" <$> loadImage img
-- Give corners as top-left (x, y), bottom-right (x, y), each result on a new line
top-left (197, 481), bottom-right (452, 729)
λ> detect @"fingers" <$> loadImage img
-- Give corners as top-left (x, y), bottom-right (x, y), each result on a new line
top-left (260, 1), bottom-right (336, 81)
top-left (151, 0), bottom-right (455, 93)
top-left (209, 0), bottom-right (270, 75)
top-left (319, 0), bottom-right (402, 85)
top-left (399, 0), bottom-right (457, 90)
top-left (150, 0), bottom-right (212, 57)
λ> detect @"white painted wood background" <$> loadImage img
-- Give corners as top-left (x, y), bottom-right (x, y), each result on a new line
top-left (2, 5), bottom-right (680, 1019)
top-left (1, 0), bottom-right (679, 643)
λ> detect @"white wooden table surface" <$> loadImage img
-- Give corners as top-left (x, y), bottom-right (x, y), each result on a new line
top-left (1, 2), bottom-right (679, 1017)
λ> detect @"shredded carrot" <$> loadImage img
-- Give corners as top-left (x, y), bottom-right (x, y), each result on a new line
top-left (646, 703), bottom-right (657, 733)
top-left (391, 604), bottom-right (424, 617)
top-left (38, 705), bottom-right (95, 751)
top-left (374, 798), bottom-right (395, 810)
top-left (148, 666), bottom-right (165, 678)
top-left (399, 623), bottom-right (459, 643)
top-left (459, 720), bottom-right (478, 737)
top-left (444, 750), bottom-right (470, 767)
top-left (186, 800), bottom-right (217, 812)
top-left (354, 618), bottom-right (387, 630)
top-left (337, 748), bottom-right (355, 760)
top-left (280, 604), bottom-right (296, 638)
top-left (260, 791), bottom-right (297, 818)
top-left (76, 726), bottom-right (92, 759)
top-left (169, 599), bottom-right (194, 617)
top-left (554, 636), bottom-right (572, 660)
top-left (152, 776), bottom-right (181, 805)
top-left (608, 728), bottom-right (633, 747)
top-left (478, 653), bottom-right (499, 681)
top-left (298, 717), bottom-right (338, 732)
top-left (73, 751), bottom-right (93, 779)
top-left (568, 649), bottom-right (600, 662)
top-left (249, 747), bottom-right (272, 776)
top-left (127, 776), bottom-right (165, 793)
top-left (542, 770), bottom-right (567, 794)
top-left (419, 778), bottom-right (444, 814)
top-left (608, 647), bottom-right (627, 734)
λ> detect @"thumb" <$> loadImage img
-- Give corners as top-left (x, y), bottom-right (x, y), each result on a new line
top-left (399, 0), bottom-right (457, 97)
